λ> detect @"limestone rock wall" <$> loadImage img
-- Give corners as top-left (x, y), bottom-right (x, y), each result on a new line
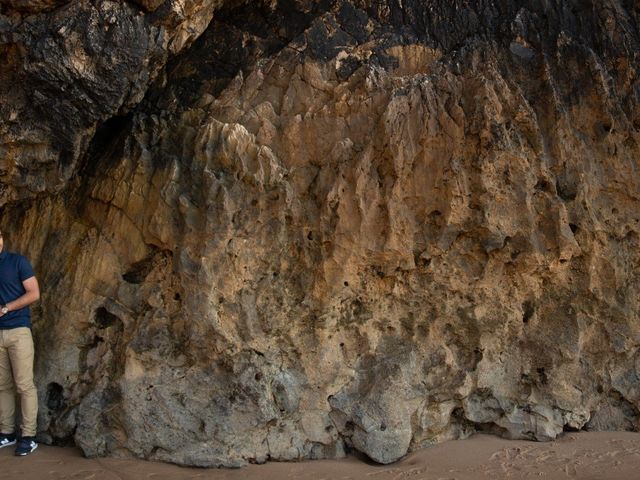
top-left (2, 0), bottom-right (640, 467)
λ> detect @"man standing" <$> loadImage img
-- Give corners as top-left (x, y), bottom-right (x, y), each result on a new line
top-left (0, 229), bottom-right (40, 456)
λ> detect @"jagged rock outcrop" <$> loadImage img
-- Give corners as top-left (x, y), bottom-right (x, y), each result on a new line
top-left (0, 0), bottom-right (228, 203)
top-left (2, 0), bottom-right (640, 467)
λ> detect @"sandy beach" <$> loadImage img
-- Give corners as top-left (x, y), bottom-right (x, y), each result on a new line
top-left (1, 432), bottom-right (639, 480)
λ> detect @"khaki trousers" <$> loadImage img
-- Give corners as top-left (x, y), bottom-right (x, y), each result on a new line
top-left (0, 327), bottom-right (38, 437)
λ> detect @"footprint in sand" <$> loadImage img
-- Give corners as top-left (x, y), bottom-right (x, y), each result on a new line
top-left (536, 451), bottom-right (559, 462)
top-left (490, 446), bottom-right (536, 462)
top-left (391, 467), bottom-right (428, 479)
top-left (563, 463), bottom-right (577, 477)
top-left (79, 473), bottom-right (98, 478)
top-left (366, 468), bottom-right (402, 476)
top-left (43, 471), bottom-right (98, 480)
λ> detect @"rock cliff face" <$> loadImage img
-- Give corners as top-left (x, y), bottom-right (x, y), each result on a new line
top-left (2, 0), bottom-right (640, 467)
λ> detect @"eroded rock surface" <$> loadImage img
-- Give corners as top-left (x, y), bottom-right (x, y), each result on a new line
top-left (2, 0), bottom-right (640, 467)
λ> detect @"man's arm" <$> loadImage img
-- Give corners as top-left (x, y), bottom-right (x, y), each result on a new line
top-left (0, 277), bottom-right (40, 315)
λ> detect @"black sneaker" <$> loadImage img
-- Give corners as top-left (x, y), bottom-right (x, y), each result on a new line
top-left (0, 433), bottom-right (16, 448)
top-left (14, 436), bottom-right (37, 456)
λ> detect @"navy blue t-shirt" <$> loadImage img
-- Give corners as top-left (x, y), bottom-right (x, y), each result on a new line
top-left (0, 251), bottom-right (35, 329)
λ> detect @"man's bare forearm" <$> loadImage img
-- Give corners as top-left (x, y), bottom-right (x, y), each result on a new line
top-left (1, 276), bottom-right (40, 315)
top-left (6, 291), bottom-right (40, 312)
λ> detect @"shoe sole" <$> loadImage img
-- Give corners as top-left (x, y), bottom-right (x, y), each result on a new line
top-left (15, 443), bottom-right (37, 456)
top-left (0, 440), bottom-right (16, 449)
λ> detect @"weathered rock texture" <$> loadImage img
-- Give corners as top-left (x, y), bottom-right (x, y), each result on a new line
top-left (2, 0), bottom-right (640, 467)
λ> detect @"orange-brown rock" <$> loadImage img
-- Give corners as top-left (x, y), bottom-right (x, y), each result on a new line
top-left (1, 0), bottom-right (640, 467)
